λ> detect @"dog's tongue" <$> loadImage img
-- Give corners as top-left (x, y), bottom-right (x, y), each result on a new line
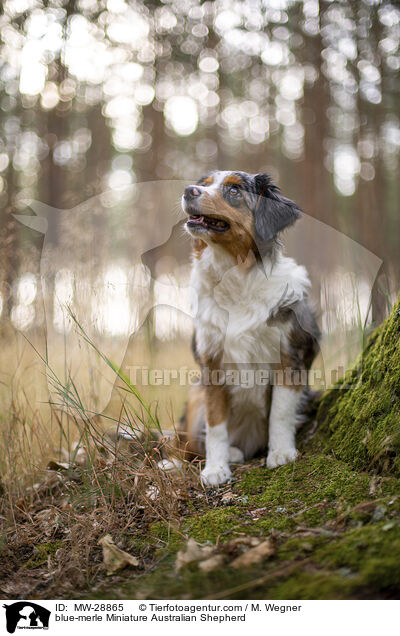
top-left (192, 216), bottom-right (204, 223)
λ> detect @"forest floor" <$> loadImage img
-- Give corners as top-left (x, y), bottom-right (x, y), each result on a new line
top-left (1, 419), bottom-right (400, 600)
top-left (1, 297), bottom-right (399, 600)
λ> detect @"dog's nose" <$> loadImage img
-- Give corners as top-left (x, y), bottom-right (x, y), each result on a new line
top-left (184, 186), bottom-right (201, 200)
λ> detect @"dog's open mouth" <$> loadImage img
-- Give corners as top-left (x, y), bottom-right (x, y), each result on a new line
top-left (186, 214), bottom-right (230, 233)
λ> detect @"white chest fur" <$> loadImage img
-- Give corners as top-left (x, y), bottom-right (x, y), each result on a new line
top-left (191, 245), bottom-right (311, 367)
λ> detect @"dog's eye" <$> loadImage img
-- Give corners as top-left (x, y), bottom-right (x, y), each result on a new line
top-left (229, 186), bottom-right (241, 197)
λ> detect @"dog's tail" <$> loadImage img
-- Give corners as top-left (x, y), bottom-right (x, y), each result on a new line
top-left (296, 387), bottom-right (322, 429)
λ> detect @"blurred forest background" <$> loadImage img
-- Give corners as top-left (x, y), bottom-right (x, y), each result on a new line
top-left (0, 0), bottom-right (399, 424)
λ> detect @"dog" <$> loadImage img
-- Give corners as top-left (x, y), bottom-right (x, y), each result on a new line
top-left (167, 170), bottom-right (320, 487)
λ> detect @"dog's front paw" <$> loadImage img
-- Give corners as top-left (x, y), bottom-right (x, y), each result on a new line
top-left (266, 448), bottom-right (298, 469)
top-left (201, 464), bottom-right (232, 487)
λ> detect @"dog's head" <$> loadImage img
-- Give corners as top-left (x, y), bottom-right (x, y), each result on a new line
top-left (182, 170), bottom-right (301, 260)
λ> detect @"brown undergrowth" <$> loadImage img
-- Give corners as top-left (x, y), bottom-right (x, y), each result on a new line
top-left (0, 419), bottom-right (204, 598)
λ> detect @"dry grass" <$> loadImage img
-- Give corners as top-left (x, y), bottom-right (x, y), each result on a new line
top-left (0, 435), bottom-right (205, 598)
top-left (0, 318), bottom-right (204, 599)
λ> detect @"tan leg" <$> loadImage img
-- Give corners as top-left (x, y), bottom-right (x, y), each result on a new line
top-left (176, 384), bottom-right (206, 459)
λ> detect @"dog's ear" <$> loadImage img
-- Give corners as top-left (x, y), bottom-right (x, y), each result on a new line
top-left (253, 174), bottom-right (301, 242)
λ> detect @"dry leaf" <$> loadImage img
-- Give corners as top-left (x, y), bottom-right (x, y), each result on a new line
top-left (98, 534), bottom-right (139, 575)
top-left (35, 508), bottom-right (56, 521)
top-left (175, 538), bottom-right (215, 571)
top-left (228, 536), bottom-right (261, 549)
top-left (221, 491), bottom-right (236, 504)
top-left (249, 507), bottom-right (268, 517)
top-left (47, 462), bottom-right (81, 482)
top-left (47, 460), bottom-right (71, 471)
top-left (198, 554), bottom-right (225, 572)
top-left (231, 539), bottom-right (274, 569)
top-left (145, 485), bottom-right (159, 501)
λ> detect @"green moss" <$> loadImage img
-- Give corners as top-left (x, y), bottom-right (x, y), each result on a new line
top-left (96, 515), bottom-right (400, 600)
top-left (317, 523), bottom-right (400, 573)
top-left (186, 508), bottom-right (245, 542)
top-left (233, 455), bottom-right (377, 532)
top-left (24, 541), bottom-right (65, 569)
top-left (267, 570), bottom-right (357, 600)
top-left (183, 454), bottom-right (377, 543)
top-left (239, 455), bottom-right (371, 504)
top-left (317, 296), bottom-right (400, 475)
top-left (148, 521), bottom-right (182, 553)
top-left (271, 524), bottom-right (400, 600)
top-left (277, 535), bottom-right (331, 561)
top-left (88, 453), bottom-right (400, 600)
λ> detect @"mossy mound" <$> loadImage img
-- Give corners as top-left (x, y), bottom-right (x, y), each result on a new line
top-left (88, 297), bottom-right (400, 600)
top-left (92, 454), bottom-right (400, 600)
top-left (316, 295), bottom-right (400, 475)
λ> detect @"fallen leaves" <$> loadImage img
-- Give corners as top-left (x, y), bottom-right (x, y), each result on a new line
top-left (230, 539), bottom-right (274, 568)
top-left (98, 534), bottom-right (139, 575)
top-left (198, 554), bottom-right (225, 572)
top-left (175, 535), bottom-right (275, 573)
top-left (218, 490), bottom-right (249, 506)
top-left (220, 491), bottom-right (236, 505)
top-left (47, 461), bottom-right (71, 471)
top-left (175, 538), bottom-right (215, 571)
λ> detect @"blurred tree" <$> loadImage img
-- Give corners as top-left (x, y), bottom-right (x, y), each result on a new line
top-left (0, 0), bottom-right (398, 333)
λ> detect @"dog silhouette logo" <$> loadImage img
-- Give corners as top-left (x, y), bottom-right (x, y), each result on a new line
top-left (3, 602), bottom-right (50, 634)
